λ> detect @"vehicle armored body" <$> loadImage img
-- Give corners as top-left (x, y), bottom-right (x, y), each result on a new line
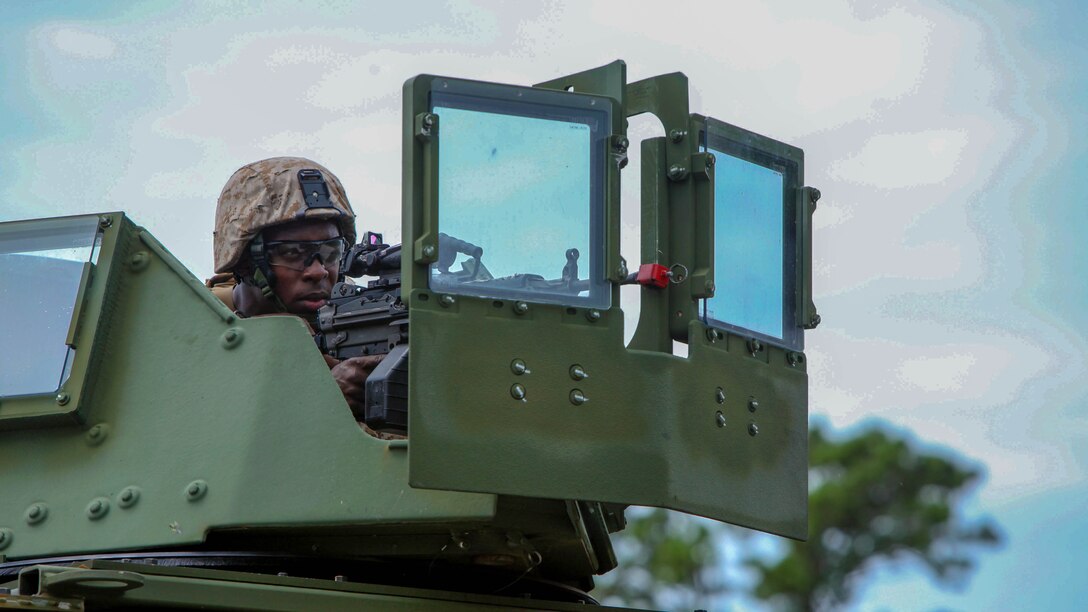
top-left (0, 61), bottom-right (818, 610)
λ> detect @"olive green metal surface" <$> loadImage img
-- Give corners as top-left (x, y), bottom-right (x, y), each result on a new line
top-left (407, 295), bottom-right (807, 539)
top-left (0, 214), bottom-right (495, 561)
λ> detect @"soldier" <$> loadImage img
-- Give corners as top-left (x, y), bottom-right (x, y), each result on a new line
top-left (205, 157), bottom-right (380, 417)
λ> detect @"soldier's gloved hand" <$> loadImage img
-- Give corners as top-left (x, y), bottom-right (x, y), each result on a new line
top-left (325, 354), bottom-right (383, 416)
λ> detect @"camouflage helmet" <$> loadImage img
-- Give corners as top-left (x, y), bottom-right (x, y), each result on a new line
top-left (213, 156), bottom-right (356, 274)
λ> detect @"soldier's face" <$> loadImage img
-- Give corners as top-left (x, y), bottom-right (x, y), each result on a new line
top-left (263, 220), bottom-right (341, 314)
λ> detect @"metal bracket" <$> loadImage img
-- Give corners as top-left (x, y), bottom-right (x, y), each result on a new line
top-left (626, 73), bottom-right (692, 178)
top-left (689, 150), bottom-right (715, 299)
top-left (798, 186), bottom-right (820, 329)
top-left (32, 566), bottom-right (146, 599)
top-left (297, 169), bottom-right (335, 210)
top-left (413, 112), bottom-right (440, 265)
top-left (534, 59), bottom-right (627, 103)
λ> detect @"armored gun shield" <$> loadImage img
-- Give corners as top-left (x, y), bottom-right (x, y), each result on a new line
top-left (402, 67), bottom-right (817, 539)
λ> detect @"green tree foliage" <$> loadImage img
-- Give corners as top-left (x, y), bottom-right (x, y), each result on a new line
top-left (752, 422), bottom-right (1002, 610)
top-left (593, 506), bottom-right (731, 610)
top-left (593, 421), bottom-right (1003, 611)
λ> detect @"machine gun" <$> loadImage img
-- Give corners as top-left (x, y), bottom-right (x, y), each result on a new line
top-left (314, 231), bottom-right (487, 433)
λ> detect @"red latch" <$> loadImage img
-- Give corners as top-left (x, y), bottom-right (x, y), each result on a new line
top-left (636, 263), bottom-right (670, 288)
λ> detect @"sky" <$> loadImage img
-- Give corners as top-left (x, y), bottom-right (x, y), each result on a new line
top-left (2, 0), bottom-right (1086, 609)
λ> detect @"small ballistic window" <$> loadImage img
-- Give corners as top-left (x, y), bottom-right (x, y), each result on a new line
top-left (703, 119), bottom-right (802, 351)
top-left (0, 215), bottom-right (101, 397)
top-left (427, 79), bottom-right (611, 310)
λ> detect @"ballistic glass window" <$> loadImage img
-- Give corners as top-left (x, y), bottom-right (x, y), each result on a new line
top-left (0, 215), bottom-right (102, 397)
top-left (428, 79), bottom-right (610, 309)
top-left (702, 118), bottom-right (803, 351)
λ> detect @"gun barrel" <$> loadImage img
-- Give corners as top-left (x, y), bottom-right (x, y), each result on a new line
top-left (344, 243), bottom-right (401, 278)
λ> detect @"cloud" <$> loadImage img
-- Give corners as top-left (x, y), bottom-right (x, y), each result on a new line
top-left (829, 130), bottom-right (970, 188)
top-left (809, 312), bottom-right (1078, 499)
top-left (897, 352), bottom-right (978, 392)
top-left (50, 27), bottom-right (117, 60)
top-left (582, 0), bottom-right (933, 137)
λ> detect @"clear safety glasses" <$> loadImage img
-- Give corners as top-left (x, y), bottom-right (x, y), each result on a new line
top-left (264, 237), bottom-right (347, 272)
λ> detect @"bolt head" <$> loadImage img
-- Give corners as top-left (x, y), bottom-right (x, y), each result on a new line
top-left (86, 498), bottom-right (110, 520)
top-left (510, 359), bottom-right (528, 375)
top-left (514, 301), bottom-right (529, 314)
top-left (569, 389), bottom-right (588, 405)
top-left (129, 251), bottom-right (150, 271)
top-left (439, 294), bottom-right (456, 307)
top-left (25, 503), bottom-right (47, 525)
top-left (118, 486), bottom-right (140, 508)
top-left (748, 399), bottom-right (759, 412)
top-left (85, 423), bottom-right (109, 446)
top-left (585, 309), bottom-right (601, 322)
top-left (748, 423), bottom-right (759, 437)
top-left (185, 480), bottom-right (208, 501)
top-left (220, 327), bottom-right (244, 349)
top-left (510, 384), bottom-right (527, 401)
top-left (55, 392), bottom-right (70, 406)
top-left (715, 411), bottom-right (726, 428)
top-left (422, 244), bottom-right (436, 258)
top-left (715, 388), bottom-right (726, 404)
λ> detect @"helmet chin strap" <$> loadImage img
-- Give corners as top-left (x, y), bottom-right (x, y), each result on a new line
top-left (251, 267), bottom-right (289, 313)
top-left (248, 234), bottom-right (289, 314)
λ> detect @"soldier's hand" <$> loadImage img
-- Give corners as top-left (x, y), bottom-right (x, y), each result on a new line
top-left (328, 355), bottom-right (383, 416)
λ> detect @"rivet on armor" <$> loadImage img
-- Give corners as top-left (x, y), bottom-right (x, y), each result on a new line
top-left (185, 480), bottom-right (208, 502)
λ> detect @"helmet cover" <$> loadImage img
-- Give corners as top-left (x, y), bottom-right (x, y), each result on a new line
top-left (213, 156), bottom-right (356, 273)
